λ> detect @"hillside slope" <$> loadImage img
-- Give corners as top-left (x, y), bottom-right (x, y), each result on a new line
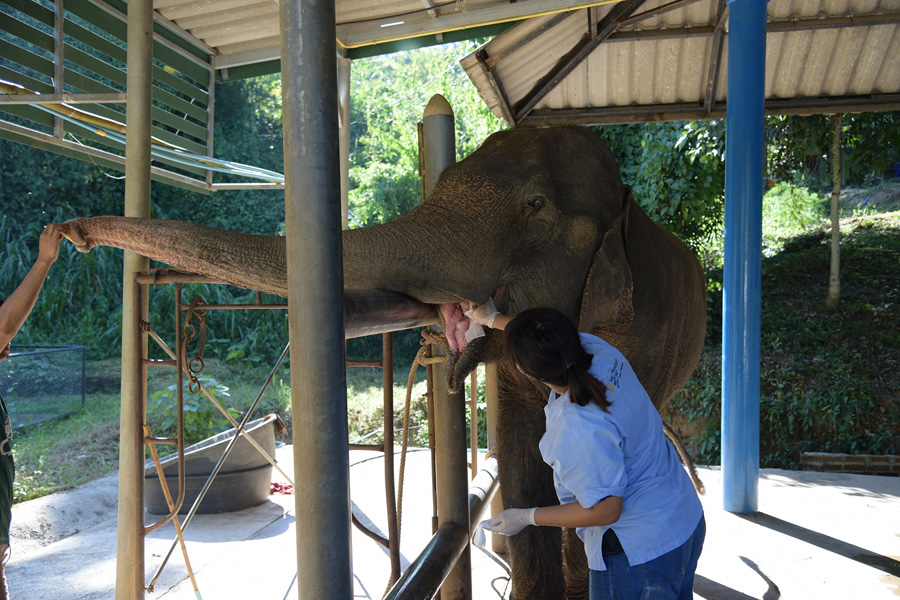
top-left (668, 208), bottom-right (900, 469)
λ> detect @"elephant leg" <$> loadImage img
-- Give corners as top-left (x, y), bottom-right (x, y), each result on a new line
top-left (563, 527), bottom-right (589, 599)
top-left (496, 370), bottom-right (566, 600)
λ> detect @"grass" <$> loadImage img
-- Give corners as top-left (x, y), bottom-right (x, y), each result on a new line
top-left (12, 392), bottom-right (121, 503)
top-left (9, 181), bottom-right (900, 503)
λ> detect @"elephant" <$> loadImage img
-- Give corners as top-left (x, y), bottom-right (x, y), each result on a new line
top-left (61, 125), bottom-right (706, 599)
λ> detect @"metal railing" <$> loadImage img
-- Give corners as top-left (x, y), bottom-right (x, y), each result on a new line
top-left (0, 344), bottom-right (86, 426)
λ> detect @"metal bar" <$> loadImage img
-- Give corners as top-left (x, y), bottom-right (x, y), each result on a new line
top-left (148, 343), bottom-right (292, 583)
top-left (383, 333), bottom-right (402, 587)
top-left (0, 120), bottom-right (210, 190)
top-left (722, 0), bottom-right (764, 515)
top-left (349, 443), bottom-right (385, 451)
top-left (385, 458), bottom-right (500, 600)
top-left (473, 50), bottom-right (515, 126)
top-left (386, 521), bottom-right (469, 600)
top-left (53, 0), bottom-right (64, 139)
top-left (484, 363), bottom-right (505, 554)
top-left (142, 423), bottom-right (199, 595)
top-left (280, 0), bottom-right (353, 597)
top-left (115, 0), bottom-right (153, 596)
top-left (619, 0), bottom-right (705, 27)
top-left (519, 93), bottom-right (900, 126)
top-left (513, 0), bottom-right (646, 122)
top-left (704, 0), bottom-right (728, 116)
top-left (136, 272), bottom-right (440, 335)
top-left (470, 369), bottom-right (478, 474)
top-left (142, 325), bottom-right (292, 483)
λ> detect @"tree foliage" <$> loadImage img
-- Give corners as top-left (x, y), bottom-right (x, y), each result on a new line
top-left (766, 113), bottom-right (900, 188)
top-left (600, 120), bottom-right (727, 251)
top-left (348, 42), bottom-right (502, 226)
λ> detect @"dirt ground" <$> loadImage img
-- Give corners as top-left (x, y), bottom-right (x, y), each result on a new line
top-left (838, 179), bottom-right (900, 213)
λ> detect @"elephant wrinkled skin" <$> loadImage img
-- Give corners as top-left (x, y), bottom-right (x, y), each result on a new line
top-left (62, 126), bottom-right (706, 599)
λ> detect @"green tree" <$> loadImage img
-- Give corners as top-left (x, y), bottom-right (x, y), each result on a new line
top-left (348, 42), bottom-right (502, 226)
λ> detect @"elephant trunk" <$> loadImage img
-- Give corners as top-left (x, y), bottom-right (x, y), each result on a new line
top-left (63, 217), bottom-right (290, 296)
top-left (341, 205), bottom-right (500, 307)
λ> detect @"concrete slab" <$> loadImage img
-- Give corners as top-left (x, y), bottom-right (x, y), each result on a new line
top-left (8, 444), bottom-right (900, 599)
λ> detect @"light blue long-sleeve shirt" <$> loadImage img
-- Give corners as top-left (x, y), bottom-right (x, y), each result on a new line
top-left (539, 333), bottom-right (703, 570)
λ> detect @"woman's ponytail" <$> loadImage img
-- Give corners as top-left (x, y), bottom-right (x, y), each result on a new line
top-left (505, 307), bottom-right (612, 413)
top-left (566, 358), bottom-right (611, 412)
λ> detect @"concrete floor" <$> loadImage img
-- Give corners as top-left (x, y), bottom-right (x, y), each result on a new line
top-left (8, 444), bottom-right (900, 599)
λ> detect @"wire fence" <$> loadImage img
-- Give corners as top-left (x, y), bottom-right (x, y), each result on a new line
top-left (0, 345), bottom-right (86, 428)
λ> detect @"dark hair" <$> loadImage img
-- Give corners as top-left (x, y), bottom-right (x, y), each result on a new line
top-left (504, 307), bottom-right (610, 411)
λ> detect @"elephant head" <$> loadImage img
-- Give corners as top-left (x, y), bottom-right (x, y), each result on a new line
top-left (62, 125), bottom-right (706, 599)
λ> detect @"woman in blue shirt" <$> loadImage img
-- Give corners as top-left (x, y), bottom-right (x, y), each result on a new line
top-left (477, 306), bottom-right (705, 600)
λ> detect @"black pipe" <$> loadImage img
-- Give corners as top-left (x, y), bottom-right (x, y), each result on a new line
top-left (385, 457), bottom-right (500, 600)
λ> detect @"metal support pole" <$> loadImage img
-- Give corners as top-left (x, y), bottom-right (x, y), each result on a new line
top-left (722, 0), bottom-right (766, 514)
top-left (115, 1), bottom-right (153, 597)
top-left (484, 363), bottom-right (506, 554)
top-left (423, 94), bottom-right (471, 600)
top-left (338, 57), bottom-right (352, 231)
top-left (383, 333), bottom-right (402, 586)
top-left (280, 0), bottom-right (353, 597)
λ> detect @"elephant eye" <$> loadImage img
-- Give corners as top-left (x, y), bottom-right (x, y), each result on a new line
top-left (529, 197), bottom-right (545, 211)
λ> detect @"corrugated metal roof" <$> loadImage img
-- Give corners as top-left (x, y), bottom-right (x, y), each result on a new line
top-left (460, 0), bottom-right (900, 125)
top-left (149, 0), bottom-right (619, 73)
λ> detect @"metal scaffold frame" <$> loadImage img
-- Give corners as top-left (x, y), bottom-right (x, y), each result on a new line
top-left (128, 268), bottom-right (416, 595)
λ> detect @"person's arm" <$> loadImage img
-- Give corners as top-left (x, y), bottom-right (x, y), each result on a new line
top-left (0, 224), bottom-right (64, 347)
top-left (533, 495), bottom-right (622, 528)
top-left (482, 496), bottom-right (623, 536)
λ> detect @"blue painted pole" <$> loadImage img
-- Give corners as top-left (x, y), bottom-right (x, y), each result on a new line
top-left (722, 0), bottom-right (767, 514)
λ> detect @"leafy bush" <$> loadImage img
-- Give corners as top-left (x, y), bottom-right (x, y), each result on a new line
top-left (147, 376), bottom-right (239, 446)
top-left (668, 212), bottom-right (900, 469)
top-left (762, 183), bottom-right (827, 255)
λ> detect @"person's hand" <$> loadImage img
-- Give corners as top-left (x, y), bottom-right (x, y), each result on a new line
top-left (466, 297), bottom-right (501, 328)
top-left (480, 507), bottom-right (537, 536)
top-left (38, 224), bottom-right (64, 264)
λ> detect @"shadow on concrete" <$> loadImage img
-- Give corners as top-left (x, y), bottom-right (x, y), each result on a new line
top-left (740, 512), bottom-right (900, 578)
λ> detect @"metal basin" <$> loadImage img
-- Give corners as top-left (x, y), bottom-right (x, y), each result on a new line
top-left (144, 414), bottom-right (278, 515)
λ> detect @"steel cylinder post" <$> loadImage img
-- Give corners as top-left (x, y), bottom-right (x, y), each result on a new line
top-left (422, 94), bottom-right (471, 600)
top-left (484, 363), bottom-right (506, 554)
top-left (422, 95), bottom-right (455, 196)
top-left (115, 1), bottom-right (153, 597)
top-left (722, 0), bottom-right (766, 514)
top-left (279, 0), bottom-right (353, 598)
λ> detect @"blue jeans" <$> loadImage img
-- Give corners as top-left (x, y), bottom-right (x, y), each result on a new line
top-left (589, 515), bottom-right (706, 600)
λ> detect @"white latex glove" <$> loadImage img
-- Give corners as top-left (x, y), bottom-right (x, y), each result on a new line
top-left (480, 507), bottom-right (537, 536)
top-left (472, 522), bottom-right (487, 548)
top-left (465, 297), bottom-right (500, 328)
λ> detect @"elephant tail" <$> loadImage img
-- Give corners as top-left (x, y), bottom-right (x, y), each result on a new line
top-left (663, 421), bottom-right (706, 495)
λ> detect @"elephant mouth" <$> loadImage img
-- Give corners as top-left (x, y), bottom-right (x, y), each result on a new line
top-left (438, 286), bottom-right (507, 356)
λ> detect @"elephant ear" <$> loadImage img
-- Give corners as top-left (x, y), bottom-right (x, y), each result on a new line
top-left (578, 191), bottom-right (635, 333)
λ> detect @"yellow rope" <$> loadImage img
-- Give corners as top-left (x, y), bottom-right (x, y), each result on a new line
top-left (395, 329), bottom-right (446, 546)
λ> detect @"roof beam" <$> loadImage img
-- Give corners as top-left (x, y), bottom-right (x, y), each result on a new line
top-left (519, 94), bottom-right (900, 126)
top-left (704, 0), bottom-right (727, 116)
top-left (335, 0), bottom-right (620, 49)
top-left (512, 0), bottom-right (647, 123)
